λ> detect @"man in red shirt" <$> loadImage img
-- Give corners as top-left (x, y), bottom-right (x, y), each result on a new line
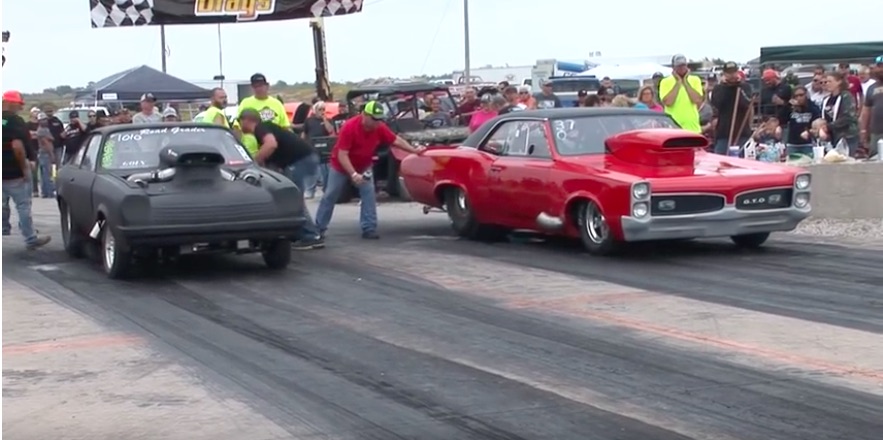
top-left (840, 63), bottom-right (864, 115)
top-left (314, 101), bottom-right (425, 239)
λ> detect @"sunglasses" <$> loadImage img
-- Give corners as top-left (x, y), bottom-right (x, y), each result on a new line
top-left (88, 114), bottom-right (96, 117)
top-left (794, 93), bottom-right (806, 97)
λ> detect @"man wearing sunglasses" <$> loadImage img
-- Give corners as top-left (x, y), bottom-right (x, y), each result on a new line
top-left (314, 100), bottom-right (425, 240)
top-left (61, 110), bottom-right (87, 164)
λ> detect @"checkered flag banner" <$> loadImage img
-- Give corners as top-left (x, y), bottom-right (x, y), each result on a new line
top-left (90, 0), bottom-right (362, 27)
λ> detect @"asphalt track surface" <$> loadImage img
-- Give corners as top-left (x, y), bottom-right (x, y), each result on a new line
top-left (5, 200), bottom-right (883, 440)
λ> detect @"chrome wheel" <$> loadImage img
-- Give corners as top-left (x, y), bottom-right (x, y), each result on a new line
top-left (456, 189), bottom-right (467, 211)
top-left (103, 229), bottom-right (115, 271)
top-left (584, 202), bottom-right (608, 244)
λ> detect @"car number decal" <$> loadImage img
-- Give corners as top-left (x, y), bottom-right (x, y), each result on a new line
top-left (553, 119), bottom-right (575, 140)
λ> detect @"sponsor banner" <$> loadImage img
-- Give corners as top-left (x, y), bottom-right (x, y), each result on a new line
top-left (90, 0), bottom-right (363, 27)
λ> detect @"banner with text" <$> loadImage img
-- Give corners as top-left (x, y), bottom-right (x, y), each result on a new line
top-left (90, 0), bottom-right (363, 27)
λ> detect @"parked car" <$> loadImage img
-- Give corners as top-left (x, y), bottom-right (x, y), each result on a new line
top-left (337, 82), bottom-right (469, 203)
top-left (55, 123), bottom-right (307, 278)
top-left (398, 108), bottom-right (811, 255)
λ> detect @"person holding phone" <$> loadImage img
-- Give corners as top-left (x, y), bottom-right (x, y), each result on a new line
top-left (659, 54), bottom-right (705, 133)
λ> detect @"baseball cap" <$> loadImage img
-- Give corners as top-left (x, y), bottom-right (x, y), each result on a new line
top-left (2, 90), bottom-right (24, 104)
top-left (162, 107), bottom-right (178, 118)
top-left (250, 73), bottom-right (268, 85)
top-left (762, 69), bottom-right (779, 81)
top-left (652, 72), bottom-right (664, 79)
top-left (671, 54), bottom-right (688, 66)
top-left (722, 61), bottom-right (739, 73)
top-left (95, 109), bottom-right (109, 118)
top-left (69, 110), bottom-right (79, 119)
top-left (362, 100), bottom-right (387, 120)
top-left (542, 79), bottom-right (553, 87)
top-left (876, 54), bottom-right (883, 65)
top-left (140, 92), bottom-right (156, 102)
top-left (577, 89), bottom-right (589, 97)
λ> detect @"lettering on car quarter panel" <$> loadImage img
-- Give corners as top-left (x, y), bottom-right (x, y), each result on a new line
top-left (194, 0), bottom-right (276, 21)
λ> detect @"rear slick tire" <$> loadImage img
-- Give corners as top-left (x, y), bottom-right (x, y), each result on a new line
top-left (100, 221), bottom-right (132, 279)
top-left (731, 232), bottom-right (770, 249)
top-left (577, 200), bottom-right (619, 256)
top-left (59, 200), bottom-right (86, 259)
top-left (444, 187), bottom-right (507, 241)
top-left (262, 239), bottom-right (292, 270)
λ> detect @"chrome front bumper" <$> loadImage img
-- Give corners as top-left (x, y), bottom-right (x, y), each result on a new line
top-left (620, 205), bottom-right (811, 242)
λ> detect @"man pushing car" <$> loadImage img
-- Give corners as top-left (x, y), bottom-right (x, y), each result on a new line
top-left (314, 101), bottom-right (425, 240)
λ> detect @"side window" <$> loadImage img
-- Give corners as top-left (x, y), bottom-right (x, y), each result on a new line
top-left (499, 121), bottom-right (551, 159)
top-left (479, 121), bottom-right (518, 154)
top-left (71, 139), bottom-right (89, 166)
top-left (81, 136), bottom-right (102, 170)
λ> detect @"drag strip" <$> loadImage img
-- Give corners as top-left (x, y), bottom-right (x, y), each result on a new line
top-left (4, 202), bottom-right (882, 440)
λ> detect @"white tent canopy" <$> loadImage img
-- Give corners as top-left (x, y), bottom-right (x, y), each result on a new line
top-left (578, 63), bottom-right (669, 80)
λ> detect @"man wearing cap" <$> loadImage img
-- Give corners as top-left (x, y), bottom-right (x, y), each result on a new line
top-left (162, 107), bottom-right (179, 122)
top-left (239, 108), bottom-right (325, 249)
top-left (759, 69), bottom-right (792, 126)
top-left (133, 93), bottom-right (162, 124)
top-left (575, 90), bottom-right (590, 107)
top-left (2, 90), bottom-right (51, 249)
top-left (62, 110), bottom-right (87, 164)
top-left (533, 80), bottom-right (562, 109)
top-left (710, 62), bottom-right (755, 154)
top-left (314, 101), bottom-right (425, 240)
top-left (860, 56), bottom-right (883, 159)
top-left (236, 74), bottom-right (290, 156)
top-left (659, 54), bottom-right (705, 133)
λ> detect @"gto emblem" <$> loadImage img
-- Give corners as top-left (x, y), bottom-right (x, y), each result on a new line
top-left (741, 197), bottom-right (766, 205)
top-left (658, 200), bottom-right (676, 211)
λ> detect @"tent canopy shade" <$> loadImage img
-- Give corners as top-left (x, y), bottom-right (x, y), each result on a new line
top-left (760, 42), bottom-right (883, 65)
top-left (74, 65), bottom-right (212, 103)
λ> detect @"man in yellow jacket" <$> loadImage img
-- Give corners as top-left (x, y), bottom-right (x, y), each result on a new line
top-left (235, 73), bottom-right (290, 155)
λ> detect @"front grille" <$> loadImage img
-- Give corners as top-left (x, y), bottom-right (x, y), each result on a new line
top-left (735, 188), bottom-right (793, 211)
top-left (152, 202), bottom-right (277, 224)
top-left (650, 195), bottom-right (725, 216)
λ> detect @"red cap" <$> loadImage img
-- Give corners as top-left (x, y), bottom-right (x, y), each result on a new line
top-left (3, 90), bottom-right (24, 104)
top-left (761, 69), bottom-right (779, 81)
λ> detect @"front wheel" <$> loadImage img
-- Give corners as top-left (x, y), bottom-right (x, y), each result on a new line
top-left (577, 200), bottom-right (620, 256)
top-left (444, 187), bottom-right (507, 241)
top-left (100, 221), bottom-right (132, 279)
top-left (262, 239), bottom-right (292, 269)
top-left (731, 232), bottom-right (770, 249)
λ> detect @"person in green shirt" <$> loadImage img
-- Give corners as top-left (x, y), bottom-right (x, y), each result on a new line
top-left (235, 73), bottom-right (290, 155)
top-left (658, 54), bottom-right (705, 133)
top-left (200, 87), bottom-right (230, 128)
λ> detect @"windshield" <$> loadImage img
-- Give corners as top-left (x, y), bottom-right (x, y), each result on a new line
top-left (551, 79), bottom-right (601, 93)
top-left (553, 114), bottom-right (679, 156)
top-left (100, 126), bottom-right (253, 170)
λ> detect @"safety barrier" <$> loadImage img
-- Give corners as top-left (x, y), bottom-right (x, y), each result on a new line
top-left (807, 162), bottom-right (883, 219)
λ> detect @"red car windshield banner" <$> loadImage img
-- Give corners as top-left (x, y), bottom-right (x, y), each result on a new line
top-left (90, 0), bottom-right (363, 27)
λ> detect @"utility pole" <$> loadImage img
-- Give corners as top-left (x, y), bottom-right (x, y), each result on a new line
top-left (463, 0), bottom-right (470, 86)
top-left (160, 24), bottom-right (167, 72)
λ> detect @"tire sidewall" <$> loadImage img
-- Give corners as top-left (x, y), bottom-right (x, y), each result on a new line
top-left (101, 223), bottom-right (129, 278)
top-left (577, 201), bottom-right (616, 256)
top-left (445, 187), bottom-right (474, 235)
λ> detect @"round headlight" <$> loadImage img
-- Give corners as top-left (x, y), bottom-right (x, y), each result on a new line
top-left (633, 202), bottom-right (649, 218)
top-left (632, 182), bottom-right (650, 199)
top-left (795, 174), bottom-right (811, 190)
top-left (794, 192), bottom-right (810, 208)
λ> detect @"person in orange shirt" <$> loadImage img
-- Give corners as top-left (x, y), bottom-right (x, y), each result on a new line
top-left (517, 85), bottom-right (537, 109)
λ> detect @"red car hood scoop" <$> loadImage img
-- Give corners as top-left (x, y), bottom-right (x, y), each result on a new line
top-left (605, 129), bottom-right (707, 167)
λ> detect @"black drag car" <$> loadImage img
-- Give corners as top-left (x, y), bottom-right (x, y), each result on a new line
top-left (56, 123), bottom-right (307, 279)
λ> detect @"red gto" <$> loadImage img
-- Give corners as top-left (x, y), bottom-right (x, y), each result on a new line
top-left (398, 108), bottom-right (812, 255)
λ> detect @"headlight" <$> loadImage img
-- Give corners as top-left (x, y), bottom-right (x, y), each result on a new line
top-left (794, 192), bottom-right (810, 208)
top-left (632, 182), bottom-right (650, 199)
top-left (795, 174), bottom-right (811, 190)
top-left (632, 202), bottom-right (649, 218)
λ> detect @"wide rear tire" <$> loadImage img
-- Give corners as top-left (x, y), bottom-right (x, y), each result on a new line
top-left (58, 200), bottom-right (86, 259)
top-left (577, 200), bottom-right (620, 256)
top-left (731, 232), bottom-right (770, 249)
top-left (444, 187), bottom-right (507, 241)
top-left (262, 239), bottom-right (292, 270)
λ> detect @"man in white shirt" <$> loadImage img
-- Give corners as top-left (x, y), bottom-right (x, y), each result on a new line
top-left (859, 66), bottom-right (876, 97)
top-left (132, 93), bottom-right (162, 124)
top-left (807, 74), bottom-right (829, 108)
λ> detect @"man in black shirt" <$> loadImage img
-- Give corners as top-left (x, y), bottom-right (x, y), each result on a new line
top-left (711, 62), bottom-right (754, 155)
top-left (302, 101), bottom-right (335, 198)
top-left (2, 91), bottom-right (50, 248)
top-left (43, 106), bottom-right (66, 161)
top-left (240, 109), bottom-right (324, 250)
top-left (62, 110), bottom-right (87, 164)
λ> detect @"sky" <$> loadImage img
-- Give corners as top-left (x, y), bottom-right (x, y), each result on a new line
top-left (2, 0), bottom-right (881, 93)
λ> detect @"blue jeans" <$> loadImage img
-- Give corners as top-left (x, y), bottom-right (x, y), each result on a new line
top-left (37, 152), bottom-right (55, 197)
top-left (315, 167), bottom-right (378, 234)
top-left (713, 136), bottom-right (750, 156)
top-left (308, 161), bottom-right (329, 195)
top-left (285, 155), bottom-right (321, 240)
top-left (2, 178), bottom-right (39, 244)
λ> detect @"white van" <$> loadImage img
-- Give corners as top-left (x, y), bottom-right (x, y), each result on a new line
top-left (57, 106), bottom-right (110, 127)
